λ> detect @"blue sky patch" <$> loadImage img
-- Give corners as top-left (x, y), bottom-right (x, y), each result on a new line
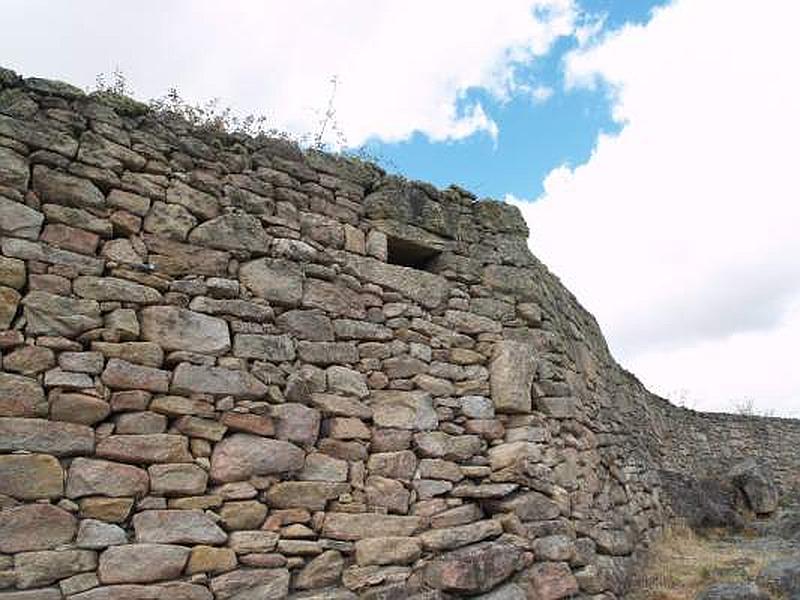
top-left (363, 0), bottom-right (670, 201)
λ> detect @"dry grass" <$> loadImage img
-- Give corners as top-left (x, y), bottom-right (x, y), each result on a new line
top-left (626, 523), bottom-right (781, 600)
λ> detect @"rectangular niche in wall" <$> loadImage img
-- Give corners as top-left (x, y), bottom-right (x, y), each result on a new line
top-left (386, 235), bottom-right (441, 271)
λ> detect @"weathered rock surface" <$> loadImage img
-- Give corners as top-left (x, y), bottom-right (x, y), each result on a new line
top-left (66, 457), bottom-right (150, 498)
top-left (423, 541), bottom-right (524, 594)
top-left (171, 363), bottom-right (267, 398)
top-left (98, 544), bottom-right (190, 584)
top-left (141, 306), bottom-right (231, 355)
top-left (0, 503), bottom-right (75, 553)
top-left (133, 510), bottom-right (227, 545)
top-left (0, 417), bottom-right (94, 455)
top-left (210, 433), bottom-right (305, 482)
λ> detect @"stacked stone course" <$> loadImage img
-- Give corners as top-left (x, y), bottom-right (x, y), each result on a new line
top-left (0, 67), bottom-right (797, 600)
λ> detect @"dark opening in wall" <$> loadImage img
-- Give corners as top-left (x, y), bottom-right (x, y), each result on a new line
top-left (386, 235), bottom-right (441, 271)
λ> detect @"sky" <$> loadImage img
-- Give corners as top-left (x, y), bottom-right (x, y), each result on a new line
top-left (2, 0), bottom-right (799, 416)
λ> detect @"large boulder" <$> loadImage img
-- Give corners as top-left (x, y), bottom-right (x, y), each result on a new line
top-left (659, 470), bottom-right (744, 530)
top-left (729, 459), bottom-right (779, 515)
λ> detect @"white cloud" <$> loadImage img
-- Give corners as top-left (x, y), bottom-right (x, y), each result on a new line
top-left (515, 0), bottom-right (800, 416)
top-left (0, 0), bottom-right (575, 147)
top-left (530, 85), bottom-right (555, 103)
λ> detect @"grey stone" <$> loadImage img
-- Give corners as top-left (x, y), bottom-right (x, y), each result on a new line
top-left (0, 589), bottom-right (62, 599)
top-left (69, 582), bottom-right (213, 599)
top-left (371, 391), bottom-right (438, 430)
top-left (32, 165), bottom-right (105, 210)
top-left (167, 180), bottom-right (220, 219)
top-left (338, 252), bottom-right (449, 309)
top-left (756, 558), bottom-right (800, 596)
top-left (239, 258), bottom-right (303, 306)
top-left (43, 367), bottom-right (93, 389)
top-left (730, 459), bottom-right (779, 515)
top-left (322, 513), bottom-right (423, 540)
top-left (141, 306), bottom-right (230, 355)
top-left (210, 433), bottom-right (305, 482)
top-left (189, 296), bottom-right (273, 321)
top-left (171, 363), bottom-right (268, 398)
top-left (300, 452), bottom-right (349, 482)
top-left (78, 130), bottom-right (146, 172)
top-left (210, 568), bottom-right (290, 600)
top-left (414, 432), bottom-right (482, 461)
top-left (275, 309), bottom-right (334, 341)
top-left (3, 237), bottom-right (104, 275)
top-left (367, 451), bottom-right (417, 480)
top-left (332, 319), bottom-right (393, 341)
top-left (326, 366), bottom-right (369, 398)
top-left (92, 341), bottom-right (163, 368)
top-left (490, 341), bottom-right (536, 413)
top-left (311, 393), bottom-right (372, 418)
top-left (133, 509), bottom-right (227, 545)
top-left (0, 196), bottom-right (43, 239)
top-left (14, 549), bottom-right (97, 589)
top-left (149, 463), bottom-right (208, 496)
top-left (144, 201), bottom-right (197, 240)
top-left (419, 520), bottom-right (503, 551)
top-left (76, 519), bottom-right (127, 549)
top-left (0, 417), bottom-right (94, 455)
top-left (0, 146), bottom-right (29, 189)
top-left (461, 395), bottom-right (494, 419)
top-left (189, 212), bottom-right (270, 251)
top-left (297, 341), bottom-right (358, 365)
top-left (21, 290), bottom-right (102, 336)
top-left (233, 334), bottom-right (295, 361)
top-left (42, 203), bottom-right (113, 237)
top-left (295, 550), bottom-right (344, 590)
top-left (98, 544), bottom-right (190, 584)
top-left (303, 279), bottom-right (366, 319)
top-left (265, 481), bottom-right (349, 511)
top-left (0, 372), bottom-right (44, 417)
top-left (0, 113), bottom-right (78, 156)
top-left (73, 276), bottom-right (162, 304)
top-left (485, 490), bottom-right (559, 520)
top-left (354, 537), bottom-right (422, 566)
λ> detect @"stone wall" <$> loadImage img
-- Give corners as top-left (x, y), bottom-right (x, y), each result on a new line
top-left (0, 67), bottom-right (797, 600)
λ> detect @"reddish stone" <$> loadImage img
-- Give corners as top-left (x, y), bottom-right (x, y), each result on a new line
top-left (519, 562), bottom-right (579, 600)
top-left (41, 223), bottom-right (100, 254)
top-left (221, 412), bottom-right (275, 436)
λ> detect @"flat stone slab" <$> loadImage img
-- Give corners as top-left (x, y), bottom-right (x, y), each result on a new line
top-left (0, 417), bottom-right (94, 455)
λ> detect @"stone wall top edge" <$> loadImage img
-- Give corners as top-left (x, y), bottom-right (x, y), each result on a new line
top-left (0, 65), bottom-right (530, 239)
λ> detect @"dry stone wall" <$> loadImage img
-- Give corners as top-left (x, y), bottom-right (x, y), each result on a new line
top-left (0, 67), bottom-right (798, 600)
